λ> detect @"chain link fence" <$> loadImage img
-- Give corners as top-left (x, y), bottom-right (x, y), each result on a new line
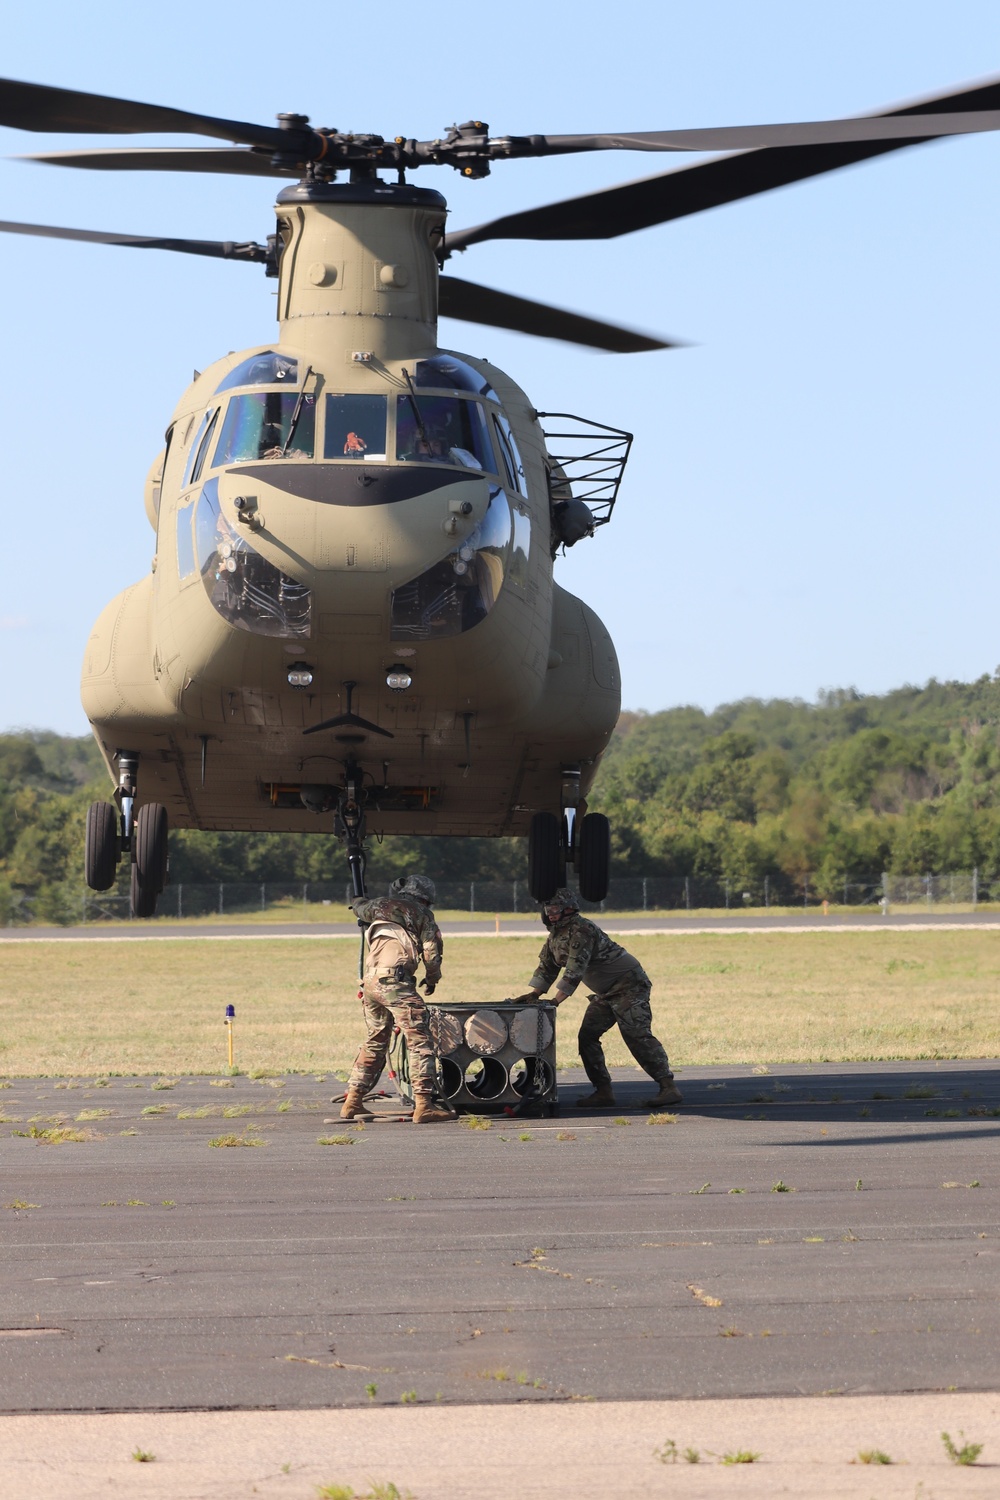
top-left (6, 868), bottom-right (993, 926)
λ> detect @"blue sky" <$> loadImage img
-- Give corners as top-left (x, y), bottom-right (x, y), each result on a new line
top-left (2, 1), bottom-right (999, 734)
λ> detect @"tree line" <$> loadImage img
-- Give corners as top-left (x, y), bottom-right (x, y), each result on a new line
top-left (5, 670), bottom-right (1000, 920)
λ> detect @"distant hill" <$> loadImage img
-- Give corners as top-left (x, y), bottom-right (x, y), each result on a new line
top-left (3, 674), bottom-right (1000, 919)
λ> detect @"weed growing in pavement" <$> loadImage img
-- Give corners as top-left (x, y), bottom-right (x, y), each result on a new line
top-left (277, 1099), bottom-right (292, 1112)
top-left (872, 1090), bottom-right (891, 1099)
top-left (654, 1439), bottom-right (679, 1463)
top-left (178, 1106), bottom-right (218, 1119)
top-left (131, 1448), bottom-right (155, 1463)
top-left (208, 1129), bottom-right (265, 1148)
top-left (318, 1135), bottom-right (356, 1146)
top-left (904, 1084), bottom-right (935, 1099)
top-left (941, 1431), bottom-right (983, 1465)
top-left (720, 1450), bottom-right (760, 1465)
top-left (691, 1182), bottom-right (711, 1194)
top-left (752, 1065), bottom-right (771, 1075)
top-left (76, 1109), bottom-right (113, 1121)
top-left (365, 1382), bottom-right (377, 1400)
top-left (771, 1180), bottom-right (792, 1192)
top-left (518, 1132), bottom-right (533, 1142)
top-left (612, 1117), bottom-right (631, 1126)
top-left (13, 1126), bottom-right (91, 1144)
top-left (462, 1114), bottom-right (491, 1131)
top-left (141, 1105), bottom-right (169, 1117)
top-left (222, 1104), bottom-right (252, 1118)
top-left (400, 1390), bottom-right (417, 1404)
top-left (555, 1131), bottom-right (576, 1141)
top-left (728, 1187), bottom-right (745, 1194)
top-left (856, 1449), bottom-right (892, 1464)
top-left (4, 1200), bottom-right (39, 1209)
top-left (151, 1080), bottom-right (177, 1091)
top-left (647, 1112), bottom-right (678, 1125)
top-left (210, 1079), bottom-right (234, 1088)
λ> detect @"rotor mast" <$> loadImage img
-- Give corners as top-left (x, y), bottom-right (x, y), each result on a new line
top-left (273, 179), bottom-right (447, 365)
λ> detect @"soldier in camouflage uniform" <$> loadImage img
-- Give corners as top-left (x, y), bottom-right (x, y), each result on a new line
top-left (512, 887), bottom-right (682, 1109)
top-left (342, 875), bottom-right (454, 1124)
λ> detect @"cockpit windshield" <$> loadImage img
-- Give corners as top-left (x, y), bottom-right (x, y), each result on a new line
top-left (411, 355), bottom-right (500, 402)
top-left (324, 394), bottom-right (387, 460)
top-left (214, 351), bottom-right (299, 393)
top-left (214, 393), bottom-right (315, 465)
top-left (396, 395), bottom-right (495, 472)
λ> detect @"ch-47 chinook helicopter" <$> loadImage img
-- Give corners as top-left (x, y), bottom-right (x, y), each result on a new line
top-left (2, 74), bottom-right (1000, 917)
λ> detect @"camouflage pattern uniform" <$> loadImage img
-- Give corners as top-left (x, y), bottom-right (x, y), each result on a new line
top-left (530, 913), bottom-right (673, 1092)
top-left (346, 894), bottom-right (443, 1100)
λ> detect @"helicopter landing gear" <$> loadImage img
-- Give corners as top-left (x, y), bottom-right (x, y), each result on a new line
top-left (336, 758), bottom-right (368, 900)
top-left (131, 802), bottom-right (169, 919)
top-left (84, 801), bottom-right (119, 891)
top-left (528, 812), bottom-right (562, 902)
top-left (576, 812), bottom-right (611, 903)
top-left (528, 766), bottom-right (611, 903)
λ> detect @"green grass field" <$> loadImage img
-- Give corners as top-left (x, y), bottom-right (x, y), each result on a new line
top-left (1, 929), bottom-right (999, 1077)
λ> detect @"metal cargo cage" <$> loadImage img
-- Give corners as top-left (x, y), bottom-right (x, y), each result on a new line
top-left (426, 1001), bottom-right (558, 1114)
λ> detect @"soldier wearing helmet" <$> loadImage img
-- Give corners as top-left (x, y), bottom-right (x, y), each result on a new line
top-left (511, 887), bottom-right (681, 1110)
top-left (342, 875), bottom-right (454, 1124)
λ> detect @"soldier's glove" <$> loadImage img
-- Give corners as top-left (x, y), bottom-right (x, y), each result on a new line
top-left (506, 992), bottom-right (541, 1005)
top-left (420, 979), bottom-right (437, 996)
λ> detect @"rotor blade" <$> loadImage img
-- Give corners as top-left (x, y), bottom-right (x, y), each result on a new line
top-left (439, 275), bottom-right (675, 352)
top-left (18, 146), bottom-right (296, 176)
top-left (0, 76), bottom-right (285, 148)
top-left (522, 109), bottom-right (1000, 157)
top-left (0, 218), bottom-right (268, 261)
top-left (449, 75), bottom-right (1000, 250)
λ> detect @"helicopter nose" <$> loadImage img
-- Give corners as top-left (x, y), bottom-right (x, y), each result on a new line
top-left (225, 461), bottom-right (485, 510)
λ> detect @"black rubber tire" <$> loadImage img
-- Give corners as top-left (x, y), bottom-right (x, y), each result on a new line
top-left (130, 861), bottom-right (158, 919)
top-left (577, 812), bottom-right (611, 903)
top-left (84, 802), bottom-right (119, 891)
top-left (135, 803), bottom-right (168, 895)
top-left (528, 811), bottom-right (562, 902)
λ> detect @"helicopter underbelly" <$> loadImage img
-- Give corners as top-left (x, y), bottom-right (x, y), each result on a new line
top-left (81, 569), bottom-right (619, 837)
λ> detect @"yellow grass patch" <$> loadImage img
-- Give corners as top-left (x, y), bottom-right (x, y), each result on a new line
top-left (0, 930), bottom-right (999, 1075)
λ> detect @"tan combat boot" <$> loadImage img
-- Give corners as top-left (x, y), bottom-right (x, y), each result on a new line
top-left (340, 1089), bottom-right (374, 1120)
top-left (412, 1097), bottom-right (456, 1124)
top-left (576, 1087), bottom-right (617, 1109)
top-left (643, 1080), bottom-right (683, 1108)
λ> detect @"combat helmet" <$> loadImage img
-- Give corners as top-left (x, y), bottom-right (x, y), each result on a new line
top-left (542, 886), bottom-right (580, 912)
top-left (391, 874), bottom-right (436, 905)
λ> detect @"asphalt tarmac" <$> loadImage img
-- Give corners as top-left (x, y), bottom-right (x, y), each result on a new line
top-left (3, 910), bottom-right (1000, 940)
top-left (2, 1058), bottom-right (999, 1415)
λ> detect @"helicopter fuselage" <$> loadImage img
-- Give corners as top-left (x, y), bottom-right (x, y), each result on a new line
top-left (81, 181), bottom-right (620, 839)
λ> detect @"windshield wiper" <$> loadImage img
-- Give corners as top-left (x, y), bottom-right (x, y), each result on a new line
top-left (281, 365), bottom-right (314, 456)
top-left (401, 367), bottom-right (429, 448)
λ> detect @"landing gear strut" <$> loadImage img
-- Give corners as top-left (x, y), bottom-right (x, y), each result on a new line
top-left (527, 764), bottom-right (611, 903)
top-left (85, 751), bottom-right (169, 918)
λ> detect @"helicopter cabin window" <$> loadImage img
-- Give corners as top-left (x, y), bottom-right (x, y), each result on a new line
top-left (492, 412), bottom-right (529, 498)
top-left (176, 502), bottom-right (196, 580)
top-left (412, 355), bottom-right (500, 403)
top-left (194, 478), bottom-right (311, 639)
top-left (214, 392), bottom-right (315, 466)
top-left (324, 395), bottom-right (387, 460)
top-left (395, 395), bottom-right (495, 472)
top-left (214, 351), bottom-right (298, 393)
top-left (390, 486), bottom-right (512, 640)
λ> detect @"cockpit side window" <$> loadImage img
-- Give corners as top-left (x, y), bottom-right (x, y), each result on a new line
top-left (324, 394), bottom-right (387, 459)
top-left (213, 392), bottom-right (315, 466)
top-left (492, 412), bottom-right (529, 499)
top-left (189, 408), bottom-right (219, 487)
top-left (395, 395), bottom-right (495, 473)
top-left (181, 410), bottom-right (216, 488)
